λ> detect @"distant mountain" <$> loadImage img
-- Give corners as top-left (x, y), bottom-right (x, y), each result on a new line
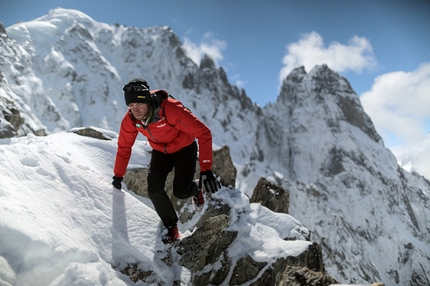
top-left (265, 65), bottom-right (430, 286)
top-left (1, 8), bottom-right (429, 285)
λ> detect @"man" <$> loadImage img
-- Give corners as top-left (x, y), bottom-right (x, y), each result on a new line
top-left (112, 78), bottom-right (221, 243)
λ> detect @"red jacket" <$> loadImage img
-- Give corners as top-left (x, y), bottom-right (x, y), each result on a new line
top-left (114, 90), bottom-right (213, 177)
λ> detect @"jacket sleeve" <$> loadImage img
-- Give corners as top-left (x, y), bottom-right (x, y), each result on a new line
top-left (164, 99), bottom-right (213, 172)
top-left (114, 112), bottom-right (138, 177)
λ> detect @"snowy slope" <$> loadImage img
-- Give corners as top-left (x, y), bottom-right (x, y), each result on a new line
top-left (0, 131), bottom-right (312, 285)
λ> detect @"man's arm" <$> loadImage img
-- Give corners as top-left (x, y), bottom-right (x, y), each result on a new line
top-left (113, 113), bottom-right (138, 178)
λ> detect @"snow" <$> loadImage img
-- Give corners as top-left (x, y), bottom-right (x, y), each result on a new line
top-left (0, 130), bottom-right (311, 286)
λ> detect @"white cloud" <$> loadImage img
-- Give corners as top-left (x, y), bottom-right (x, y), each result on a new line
top-left (280, 31), bottom-right (376, 81)
top-left (230, 74), bottom-right (245, 88)
top-left (235, 79), bottom-right (244, 88)
top-left (391, 134), bottom-right (430, 181)
top-left (361, 62), bottom-right (430, 147)
top-left (182, 32), bottom-right (226, 66)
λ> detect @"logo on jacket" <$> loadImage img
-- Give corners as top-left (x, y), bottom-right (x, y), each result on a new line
top-left (157, 123), bottom-right (166, 128)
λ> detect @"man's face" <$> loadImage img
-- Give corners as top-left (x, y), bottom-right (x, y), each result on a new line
top-left (128, 102), bottom-right (149, 121)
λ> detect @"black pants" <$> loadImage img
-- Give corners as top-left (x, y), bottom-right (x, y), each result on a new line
top-left (147, 141), bottom-right (199, 228)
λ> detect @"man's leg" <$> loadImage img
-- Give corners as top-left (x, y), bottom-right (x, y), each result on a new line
top-left (147, 149), bottom-right (178, 228)
top-left (173, 141), bottom-right (199, 199)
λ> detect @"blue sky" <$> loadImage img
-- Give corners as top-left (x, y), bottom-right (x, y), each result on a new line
top-left (1, 0), bottom-right (429, 147)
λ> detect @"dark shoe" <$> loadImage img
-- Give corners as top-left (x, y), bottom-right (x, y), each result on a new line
top-left (192, 189), bottom-right (205, 212)
top-left (162, 225), bottom-right (180, 244)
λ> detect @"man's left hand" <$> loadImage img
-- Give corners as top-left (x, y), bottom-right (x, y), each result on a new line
top-left (199, 170), bottom-right (221, 193)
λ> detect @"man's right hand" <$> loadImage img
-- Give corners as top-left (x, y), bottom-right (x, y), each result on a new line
top-left (112, 176), bottom-right (123, 190)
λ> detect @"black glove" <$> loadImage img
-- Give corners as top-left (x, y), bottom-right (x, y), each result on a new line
top-left (112, 176), bottom-right (123, 190)
top-left (199, 170), bottom-right (221, 193)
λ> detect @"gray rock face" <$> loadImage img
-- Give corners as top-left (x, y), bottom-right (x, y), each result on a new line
top-left (177, 215), bottom-right (236, 272)
top-left (277, 265), bottom-right (339, 286)
top-left (251, 177), bottom-right (290, 214)
top-left (70, 126), bottom-right (112, 140)
top-left (210, 145), bottom-right (237, 188)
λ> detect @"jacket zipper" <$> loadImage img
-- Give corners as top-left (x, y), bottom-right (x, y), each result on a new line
top-left (145, 124), bottom-right (170, 154)
top-left (145, 125), bottom-right (159, 143)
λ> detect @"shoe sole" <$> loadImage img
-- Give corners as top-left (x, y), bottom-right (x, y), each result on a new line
top-left (162, 236), bottom-right (180, 244)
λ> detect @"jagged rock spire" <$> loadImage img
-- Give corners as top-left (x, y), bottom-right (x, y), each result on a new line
top-left (200, 53), bottom-right (215, 70)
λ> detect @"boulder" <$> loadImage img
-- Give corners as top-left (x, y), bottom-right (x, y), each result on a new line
top-left (70, 127), bottom-right (112, 140)
top-left (250, 177), bottom-right (290, 214)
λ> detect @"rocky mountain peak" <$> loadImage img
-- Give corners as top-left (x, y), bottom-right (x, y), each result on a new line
top-left (277, 64), bottom-right (381, 147)
top-left (277, 66), bottom-right (306, 105)
top-left (0, 22), bottom-right (6, 35)
top-left (200, 53), bottom-right (215, 70)
top-left (309, 64), bottom-right (353, 92)
top-left (286, 65), bottom-right (307, 84)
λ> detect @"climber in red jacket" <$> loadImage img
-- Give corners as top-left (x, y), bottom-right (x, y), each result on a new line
top-left (112, 77), bottom-right (221, 243)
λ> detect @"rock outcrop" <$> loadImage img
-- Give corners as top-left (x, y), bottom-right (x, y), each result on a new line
top-left (70, 126), bottom-right (113, 140)
top-left (251, 177), bottom-right (290, 214)
top-left (120, 140), bottom-right (337, 285)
